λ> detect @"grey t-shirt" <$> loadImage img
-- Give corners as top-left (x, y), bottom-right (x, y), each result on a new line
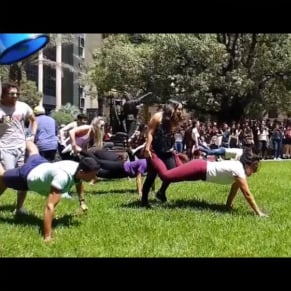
top-left (27, 160), bottom-right (79, 195)
top-left (0, 101), bottom-right (33, 149)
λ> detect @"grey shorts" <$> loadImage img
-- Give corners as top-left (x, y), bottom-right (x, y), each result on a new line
top-left (0, 147), bottom-right (25, 170)
top-left (3, 154), bottom-right (48, 191)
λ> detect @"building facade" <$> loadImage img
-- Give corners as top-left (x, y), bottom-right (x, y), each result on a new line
top-left (25, 34), bottom-right (103, 114)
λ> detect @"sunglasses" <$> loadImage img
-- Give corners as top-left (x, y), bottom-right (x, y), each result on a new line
top-left (7, 92), bottom-right (20, 97)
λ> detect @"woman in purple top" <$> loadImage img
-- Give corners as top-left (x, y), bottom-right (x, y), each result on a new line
top-left (81, 151), bottom-right (147, 197)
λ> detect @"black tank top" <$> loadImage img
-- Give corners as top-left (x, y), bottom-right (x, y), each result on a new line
top-left (152, 124), bottom-right (174, 155)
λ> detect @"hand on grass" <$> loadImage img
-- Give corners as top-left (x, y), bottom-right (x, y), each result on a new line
top-left (44, 236), bottom-right (52, 242)
top-left (80, 201), bottom-right (88, 212)
top-left (258, 212), bottom-right (269, 217)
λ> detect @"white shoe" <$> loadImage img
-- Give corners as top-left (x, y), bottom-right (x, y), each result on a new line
top-left (13, 208), bottom-right (28, 216)
top-left (62, 192), bottom-right (73, 199)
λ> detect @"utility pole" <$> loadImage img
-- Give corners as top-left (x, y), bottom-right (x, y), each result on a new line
top-left (38, 49), bottom-right (43, 105)
top-left (56, 33), bottom-right (62, 110)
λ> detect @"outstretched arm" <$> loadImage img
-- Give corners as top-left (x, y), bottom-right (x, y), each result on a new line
top-left (69, 125), bottom-right (91, 154)
top-left (76, 181), bottom-right (88, 212)
top-left (43, 187), bottom-right (61, 242)
top-left (136, 172), bottom-right (142, 198)
top-left (59, 121), bottom-right (76, 145)
top-left (235, 177), bottom-right (267, 217)
top-left (28, 112), bottom-right (38, 138)
top-left (144, 112), bottom-right (162, 158)
top-left (226, 181), bottom-right (240, 209)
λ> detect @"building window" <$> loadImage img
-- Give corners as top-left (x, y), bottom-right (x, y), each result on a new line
top-left (78, 46), bottom-right (85, 59)
top-left (25, 64), bottom-right (38, 83)
top-left (79, 37), bottom-right (85, 47)
top-left (80, 97), bottom-right (85, 109)
top-left (79, 86), bottom-right (84, 98)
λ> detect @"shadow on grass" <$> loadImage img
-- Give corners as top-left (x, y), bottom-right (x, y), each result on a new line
top-left (87, 189), bottom-right (137, 195)
top-left (0, 205), bottom-right (80, 234)
top-left (163, 198), bottom-right (231, 213)
top-left (0, 204), bottom-right (16, 212)
top-left (123, 198), bottom-right (237, 214)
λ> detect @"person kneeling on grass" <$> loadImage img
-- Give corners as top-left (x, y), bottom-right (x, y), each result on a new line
top-left (150, 149), bottom-right (267, 217)
top-left (0, 141), bottom-right (100, 242)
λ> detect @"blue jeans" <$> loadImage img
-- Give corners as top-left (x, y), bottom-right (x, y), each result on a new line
top-left (199, 145), bottom-right (226, 156)
top-left (175, 142), bottom-right (183, 153)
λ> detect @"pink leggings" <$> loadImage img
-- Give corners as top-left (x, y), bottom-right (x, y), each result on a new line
top-left (151, 153), bottom-right (207, 183)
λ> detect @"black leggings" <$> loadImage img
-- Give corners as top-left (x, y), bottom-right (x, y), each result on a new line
top-left (97, 159), bottom-right (128, 179)
top-left (80, 151), bottom-right (128, 179)
top-left (87, 147), bottom-right (121, 161)
top-left (142, 152), bottom-right (176, 200)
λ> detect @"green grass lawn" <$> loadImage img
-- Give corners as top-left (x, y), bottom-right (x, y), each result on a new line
top-left (0, 160), bottom-right (291, 257)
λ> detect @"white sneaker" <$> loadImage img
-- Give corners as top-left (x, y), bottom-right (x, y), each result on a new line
top-left (13, 208), bottom-right (28, 216)
top-left (62, 192), bottom-right (73, 199)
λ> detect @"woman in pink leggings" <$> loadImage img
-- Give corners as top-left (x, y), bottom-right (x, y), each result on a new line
top-left (150, 150), bottom-right (267, 217)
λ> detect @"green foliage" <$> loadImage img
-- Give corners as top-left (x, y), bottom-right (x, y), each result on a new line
top-left (50, 111), bottom-right (74, 125)
top-left (85, 34), bottom-right (154, 97)
top-left (19, 80), bottom-right (41, 108)
top-left (0, 64), bottom-right (41, 108)
top-left (47, 33), bottom-right (75, 46)
top-left (0, 65), bottom-right (9, 80)
top-left (50, 102), bottom-right (80, 125)
top-left (85, 33), bottom-right (291, 122)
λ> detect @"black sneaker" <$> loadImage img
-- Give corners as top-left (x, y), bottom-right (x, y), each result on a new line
top-left (140, 195), bottom-right (151, 208)
top-left (155, 191), bottom-right (167, 203)
top-left (141, 200), bottom-right (151, 208)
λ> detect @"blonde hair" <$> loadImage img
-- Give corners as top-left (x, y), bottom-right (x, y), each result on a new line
top-left (91, 117), bottom-right (105, 149)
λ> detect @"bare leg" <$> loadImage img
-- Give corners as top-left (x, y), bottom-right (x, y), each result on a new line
top-left (0, 161), bottom-right (7, 194)
top-left (26, 140), bottom-right (39, 156)
top-left (14, 141), bottom-right (38, 214)
top-left (16, 190), bottom-right (27, 210)
top-left (0, 161), bottom-right (5, 176)
top-left (0, 177), bottom-right (7, 195)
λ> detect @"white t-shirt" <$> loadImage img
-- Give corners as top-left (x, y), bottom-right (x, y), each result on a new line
top-left (224, 148), bottom-right (243, 160)
top-left (27, 160), bottom-right (79, 195)
top-left (206, 160), bottom-right (246, 184)
top-left (0, 101), bottom-right (33, 149)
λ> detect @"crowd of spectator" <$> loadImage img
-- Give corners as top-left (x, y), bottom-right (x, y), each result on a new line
top-left (173, 118), bottom-right (291, 161)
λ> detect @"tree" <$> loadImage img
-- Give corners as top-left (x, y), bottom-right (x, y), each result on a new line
top-left (50, 102), bottom-right (80, 125)
top-left (84, 34), bottom-right (154, 98)
top-left (85, 33), bottom-right (291, 122)
top-left (18, 80), bottom-right (42, 108)
top-left (0, 63), bottom-right (41, 108)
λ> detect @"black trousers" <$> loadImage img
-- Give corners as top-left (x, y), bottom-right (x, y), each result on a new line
top-left (97, 159), bottom-right (127, 179)
top-left (141, 152), bottom-right (176, 201)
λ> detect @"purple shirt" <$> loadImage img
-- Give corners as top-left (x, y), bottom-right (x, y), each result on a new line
top-left (123, 159), bottom-right (147, 177)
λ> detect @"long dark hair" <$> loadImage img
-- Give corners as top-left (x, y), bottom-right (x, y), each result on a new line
top-left (240, 147), bottom-right (260, 172)
top-left (161, 100), bottom-right (183, 130)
